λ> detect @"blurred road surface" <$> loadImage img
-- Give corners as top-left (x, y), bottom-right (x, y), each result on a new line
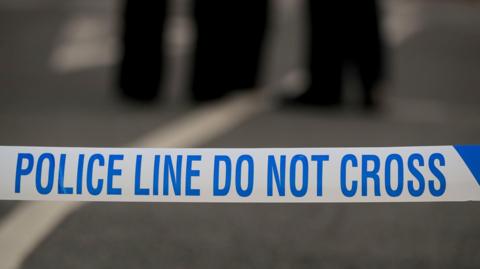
top-left (0, 0), bottom-right (479, 268)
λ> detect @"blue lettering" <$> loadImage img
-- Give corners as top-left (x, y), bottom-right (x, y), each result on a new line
top-left (340, 154), bottom-right (358, 197)
top-left (152, 155), bottom-right (161, 195)
top-left (213, 155), bottom-right (231, 196)
top-left (289, 154), bottom-right (308, 197)
top-left (312, 155), bottom-right (329, 196)
top-left (361, 154), bottom-right (381, 196)
top-left (235, 155), bottom-right (254, 197)
top-left (163, 155), bottom-right (182, 196)
top-left (185, 155), bottom-right (202, 196)
top-left (15, 153), bottom-right (34, 193)
top-left (134, 155), bottom-right (149, 195)
top-left (267, 155), bottom-right (285, 196)
top-left (107, 154), bottom-right (123, 195)
top-left (76, 154), bottom-right (85, 194)
top-left (385, 154), bottom-right (403, 197)
top-left (407, 153), bottom-right (425, 197)
top-left (86, 154), bottom-right (104, 195)
top-left (36, 153), bottom-right (55, 195)
top-left (58, 154), bottom-right (73, 194)
top-left (428, 153), bottom-right (446, 197)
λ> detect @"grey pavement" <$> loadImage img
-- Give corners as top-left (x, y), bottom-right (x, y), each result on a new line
top-left (0, 0), bottom-right (479, 268)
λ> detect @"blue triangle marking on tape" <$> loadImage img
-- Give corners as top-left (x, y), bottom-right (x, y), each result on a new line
top-left (454, 145), bottom-right (480, 186)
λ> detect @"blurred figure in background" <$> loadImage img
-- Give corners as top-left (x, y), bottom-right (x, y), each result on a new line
top-left (289, 0), bottom-right (385, 108)
top-left (118, 0), bottom-right (269, 102)
top-left (118, 0), bottom-right (166, 101)
top-left (191, 1), bottom-right (268, 101)
top-left (118, 0), bottom-right (383, 107)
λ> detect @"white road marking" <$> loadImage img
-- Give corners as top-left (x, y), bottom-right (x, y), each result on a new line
top-left (137, 92), bottom-right (271, 147)
top-left (50, 1), bottom-right (194, 73)
top-left (50, 14), bottom-right (117, 72)
top-left (0, 202), bottom-right (83, 269)
top-left (0, 91), bottom-right (271, 269)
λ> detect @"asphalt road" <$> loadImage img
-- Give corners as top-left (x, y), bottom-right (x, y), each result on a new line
top-left (0, 0), bottom-right (479, 268)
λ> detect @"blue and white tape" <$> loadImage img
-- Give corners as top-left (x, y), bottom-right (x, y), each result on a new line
top-left (1, 145), bottom-right (479, 202)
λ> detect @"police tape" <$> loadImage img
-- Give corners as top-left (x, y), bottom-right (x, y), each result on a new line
top-left (0, 145), bottom-right (479, 202)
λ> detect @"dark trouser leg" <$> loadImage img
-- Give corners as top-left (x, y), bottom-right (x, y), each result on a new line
top-left (347, 0), bottom-right (384, 106)
top-left (306, 1), bottom-right (343, 105)
top-left (118, 0), bottom-right (167, 101)
top-left (191, 1), bottom-right (268, 101)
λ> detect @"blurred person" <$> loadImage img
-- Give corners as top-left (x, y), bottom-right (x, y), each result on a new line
top-left (191, 1), bottom-right (268, 101)
top-left (118, 0), bottom-right (167, 101)
top-left (117, 0), bottom-right (269, 102)
top-left (288, 0), bottom-right (384, 108)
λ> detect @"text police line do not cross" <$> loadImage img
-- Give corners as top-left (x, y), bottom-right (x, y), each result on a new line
top-left (13, 151), bottom-right (447, 199)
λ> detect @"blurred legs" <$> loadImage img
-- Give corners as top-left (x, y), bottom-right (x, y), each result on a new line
top-left (191, 1), bottom-right (268, 101)
top-left (118, 0), bottom-right (167, 101)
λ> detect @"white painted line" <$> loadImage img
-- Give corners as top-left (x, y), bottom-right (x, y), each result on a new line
top-left (136, 92), bottom-right (270, 147)
top-left (50, 11), bottom-right (194, 73)
top-left (0, 91), bottom-right (271, 269)
top-left (50, 14), bottom-right (117, 72)
top-left (0, 202), bottom-right (82, 269)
